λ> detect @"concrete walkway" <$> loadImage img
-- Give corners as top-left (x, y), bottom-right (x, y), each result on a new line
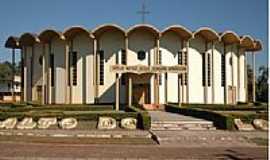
top-left (149, 111), bottom-right (212, 123)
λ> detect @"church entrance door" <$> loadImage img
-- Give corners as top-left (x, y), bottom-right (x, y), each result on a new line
top-left (133, 84), bottom-right (150, 105)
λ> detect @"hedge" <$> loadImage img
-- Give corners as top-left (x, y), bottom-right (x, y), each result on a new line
top-left (171, 103), bottom-right (268, 111)
top-left (0, 105), bottom-right (151, 130)
top-left (126, 106), bottom-right (151, 130)
top-left (0, 105), bottom-right (113, 112)
top-left (165, 104), bottom-right (235, 130)
top-left (0, 110), bottom-right (137, 121)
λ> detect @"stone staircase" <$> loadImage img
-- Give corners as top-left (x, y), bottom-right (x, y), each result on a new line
top-left (151, 120), bottom-right (216, 131)
top-left (149, 111), bottom-right (216, 131)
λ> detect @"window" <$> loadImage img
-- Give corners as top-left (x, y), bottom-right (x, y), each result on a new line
top-left (121, 49), bottom-right (126, 85)
top-left (207, 53), bottom-right (211, 86)
top-left (99, 50), bottom-right (104, 85)
top-left (39, 56), bottom-right (43, 65)
top-left (50, 54), bottom-right (54, 87)
top-left (71, 52), bottom-right (77, 86)
top-left (137, 50), bottom-right (146, 60)
top-left (202, 53), bottom-right (206, 86)
top-left (184, 73), bottom-right (188, 85)
top-left (221, 54), bottom-right (225, 86)
top-left (159, 50), bottom-right (162, 85)
top-left (178, 51), bottom-right (182, 64)
top-left (121, 49), bottom-right (126, 65)
top-left (184, 51), bottom-right (187, 65)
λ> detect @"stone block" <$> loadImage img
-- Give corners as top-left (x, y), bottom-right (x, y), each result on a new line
top-left (234, 118), bottom-right (255, 131)
top-left (0, 118), bottom-right (18, 129)
top-left (17, 117), bottom-right (37, 129)
top-left (37, 118), bottom-right (57, 129)
top-left (121, 118), bottom-right (137, 129)
top-left (59, 118), bottom-right (77, 129)
top-left (97, 117), bottom-right (117, 130)
top-left (253, 119), bottom-right (268, 131)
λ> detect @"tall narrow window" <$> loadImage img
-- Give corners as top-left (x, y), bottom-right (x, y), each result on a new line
top-left (159, 50), bottom-right (162, 85)
top-left (183, 51), bottom-right (188, 85)
top-left (99, 50), bottom-right (104, 85)
top-left (67, 52), bottom-right (71, 86)
top-left (207, 53), bottom-right (211, 86)
top-left (202, 53), bottom-right (206, 86)
top-left (178, 51), bottom-right (182, 64)
top-left (121, 49), bottom-right (126, 65)
top-left (72, 52), bottom-right (77, 86)
top-left (221, 54), bottom-right (225, 86)
top-left (50, 54), bottom-right (54, 87)
top-left (121, 49), bottom-right (126, 85)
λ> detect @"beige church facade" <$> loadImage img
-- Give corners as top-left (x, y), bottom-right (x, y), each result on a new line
top-left (5, 24), bottom-right (262, 109)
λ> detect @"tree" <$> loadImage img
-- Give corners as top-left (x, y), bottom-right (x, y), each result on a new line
top-left (256, 66), bottom-right (268, 102)
top-left (0, 61), bottom-right (21, 80)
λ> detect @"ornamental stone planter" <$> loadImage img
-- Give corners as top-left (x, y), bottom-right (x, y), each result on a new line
top-left (97, 117), bottom-right (117, 130)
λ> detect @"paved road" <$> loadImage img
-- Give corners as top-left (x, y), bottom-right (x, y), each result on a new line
top-left (0, 141), bottom-right (267, 160)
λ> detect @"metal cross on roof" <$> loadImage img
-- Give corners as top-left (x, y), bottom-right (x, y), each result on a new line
top-left (137, 0), bottom-right (150, 24)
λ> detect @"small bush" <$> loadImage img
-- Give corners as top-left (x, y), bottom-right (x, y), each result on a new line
top-left (126, 106), bottom-right (151, 130)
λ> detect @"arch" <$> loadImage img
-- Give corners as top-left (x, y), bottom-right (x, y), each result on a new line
top-left (127, 24), bottom-right (160, 38)
top-left (39, 29), bottom-right (64, 43)
top-left (240, 35), bottom-right (254, 50)
top-left (5, 36), bottom-right (21, 49)
top-left (92, 23), bottom-right (126, 38)
top-left (19, 33), bottom-right (40, 46)
top-left (246, 39), bottom-right (263, 52)
top-left (193, 27), bottom-right (220, 42)
top-left (63, 26), bottom-right (93, 40)
top-left (220, 31), bottom-right (240, 45)
top-left (161, 25), bottom-right (192, 40)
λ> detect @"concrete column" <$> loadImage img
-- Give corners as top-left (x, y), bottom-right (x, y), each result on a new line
top-left (204, 42), bottom-right (208, 104)
top-left (115, 73), bottom-right (120, 111)
top-left (224, 44), bottom-right (227, 104)
top-left (178, 74), bottom-right (181, 107)
top-left (165, 73), bottom-right (168, 104)
top-left (211, 41), bottom-right (215, 104)
top-left (93, 39), bottom-right (97, 103)
top-left (23, 47), bottom-right (27, 102)
top-left (20, 49), bottom-right (24, 102)
top-left (186, 40), bottom-right (189, 103)
top-left (65, 42), bottom-right (69, 104)
top-left (11, 48), bottom-right (15, 102)
top-left (181, 40), bottom-right (185, 103)
top-left (125, 36), bottom-right (128, 64)
top-left (231, 45), bottom-right (234, 104)
top-left (244, 52), bottom-right (248, 102)
top-left (42, 44), bottom-right (46, 104)
top-left (128, 76), bottom-right (132, 106)
top-left (237, 47), bottom-right (240, 102)
top-left (155, 38), bottom-right (160, 104)
top-left (252, 52), bottom-right (256, 102)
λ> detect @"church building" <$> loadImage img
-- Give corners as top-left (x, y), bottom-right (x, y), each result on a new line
top-left (4, 24), bottom-right (262, 110)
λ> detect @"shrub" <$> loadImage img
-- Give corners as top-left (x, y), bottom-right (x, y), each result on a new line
top-left (126, 105), bottom-right (151, 130)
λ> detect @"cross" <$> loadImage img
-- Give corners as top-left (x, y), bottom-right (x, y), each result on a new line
top-left (137, 0), bottom-right (150, 24)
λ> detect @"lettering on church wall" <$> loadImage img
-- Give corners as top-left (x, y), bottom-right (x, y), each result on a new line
top-left (110, 64), bottom-right (187, 74)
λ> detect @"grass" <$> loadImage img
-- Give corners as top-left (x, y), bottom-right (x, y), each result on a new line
top-left (248, 137), bottom-right (268, 146)
top-left (0, 135), bottom-right (156, 145)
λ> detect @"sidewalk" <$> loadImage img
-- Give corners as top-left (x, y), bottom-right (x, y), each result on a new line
top-left (151, 130), bottom-right (268, 147)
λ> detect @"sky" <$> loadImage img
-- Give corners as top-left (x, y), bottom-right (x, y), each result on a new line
top-left (0, 0), bottom-right (268, 72)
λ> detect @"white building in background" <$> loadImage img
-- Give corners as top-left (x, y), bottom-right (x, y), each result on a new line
top-left (0, 75), bottom-right (21, 102)
top-left (4, 24), bottom-right (262, 109)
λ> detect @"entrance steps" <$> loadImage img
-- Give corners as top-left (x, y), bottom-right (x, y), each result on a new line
top-left (151, 120), bottom-right (216, 131)
top-left (149, 111), bottom-right (216, 131)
